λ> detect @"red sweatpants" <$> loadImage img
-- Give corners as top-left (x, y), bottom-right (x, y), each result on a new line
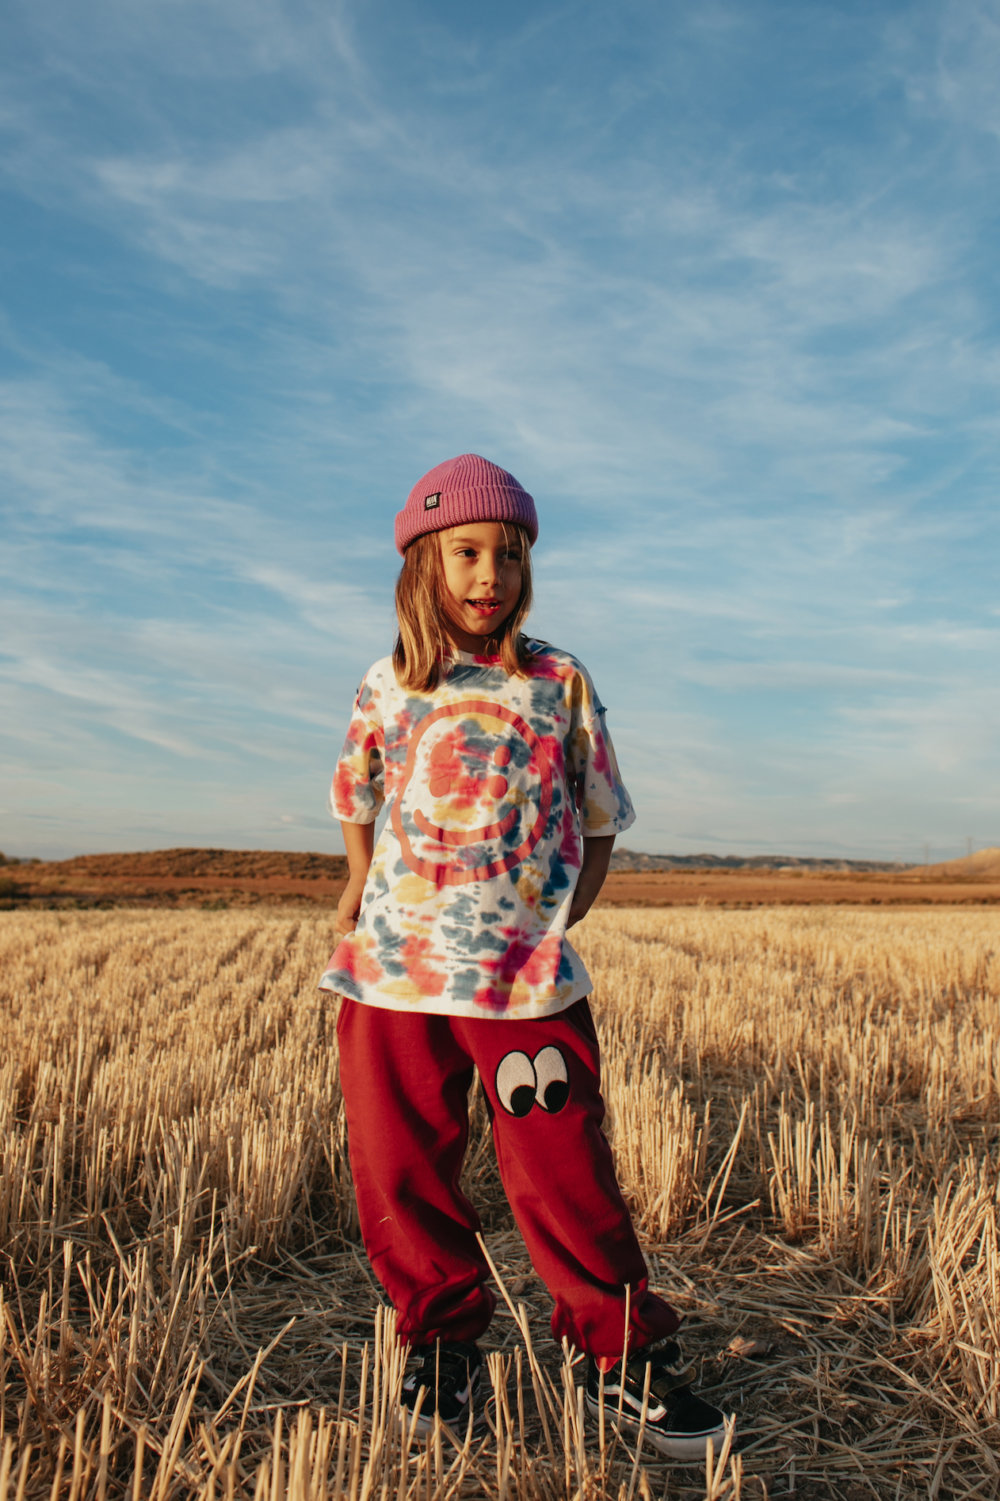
top-left (336, 996), bottom-right (680, 1361)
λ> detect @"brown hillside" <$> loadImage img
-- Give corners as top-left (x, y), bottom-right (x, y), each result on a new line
top-left (34, 848), bottom-right (348, 880)
top-left (4, 848), bottom-right (349, 909)
top-left (3, 846), bottom-right (1000, 910)
top-left (909, 845), bottom-right (1000, 880)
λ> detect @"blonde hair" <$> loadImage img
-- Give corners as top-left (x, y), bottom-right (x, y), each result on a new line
top-left (392, 523), bottom-right (535, 691)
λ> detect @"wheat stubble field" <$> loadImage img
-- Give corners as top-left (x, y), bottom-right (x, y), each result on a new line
top-left (0, 906), bottom-right (997, 1500)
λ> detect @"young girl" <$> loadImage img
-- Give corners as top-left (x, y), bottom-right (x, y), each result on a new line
top-left (319, 454), bottom-right (727, 1458)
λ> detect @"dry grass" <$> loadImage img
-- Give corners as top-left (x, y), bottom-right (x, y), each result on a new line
top-left (0, 905), bottom-right (997, 1499)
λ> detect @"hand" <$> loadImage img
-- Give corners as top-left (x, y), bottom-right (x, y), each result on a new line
top-left (567, 888), bottom-right (593, 928)
top-left (336, 878), bottom-right (366, 935)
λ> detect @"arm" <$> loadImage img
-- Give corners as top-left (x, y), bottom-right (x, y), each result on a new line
top-left (336, 820), bottom-right (375, 935)
top-left (567, 835), bottom-right (615, 927)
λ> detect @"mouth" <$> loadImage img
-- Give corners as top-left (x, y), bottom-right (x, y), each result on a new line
top-left (466, 598), bottom-right (503, 617)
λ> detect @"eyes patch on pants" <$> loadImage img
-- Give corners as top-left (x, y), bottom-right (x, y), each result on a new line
top-left (495, 1046), bottom-right (570, 1117)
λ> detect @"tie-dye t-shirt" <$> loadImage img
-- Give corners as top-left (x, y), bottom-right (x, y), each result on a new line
top-left (318, 640), bottom-right (635, 1019)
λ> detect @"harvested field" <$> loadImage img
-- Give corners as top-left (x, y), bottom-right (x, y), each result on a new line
top-left (0, 905), bottom-right (998, 1498)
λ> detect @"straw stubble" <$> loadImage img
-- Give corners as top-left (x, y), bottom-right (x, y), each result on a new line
top-left (0, 905), bottom-right (996, 1498)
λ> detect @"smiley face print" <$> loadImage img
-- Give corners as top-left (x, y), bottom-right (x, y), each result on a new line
top-left (495, 1046), bottom-right (570, 1116)
top-left (390, 700), bottom-right (553, 886)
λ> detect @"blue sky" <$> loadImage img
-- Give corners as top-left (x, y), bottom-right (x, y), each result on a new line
top-left (2, 0), bottom-right (998, 862)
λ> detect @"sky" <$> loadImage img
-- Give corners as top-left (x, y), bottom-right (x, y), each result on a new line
top-left (2, 0), bottom-right (998, 863)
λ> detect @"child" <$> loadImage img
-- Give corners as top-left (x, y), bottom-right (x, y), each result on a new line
top-left (319, 454), bottom-right (727, 1458)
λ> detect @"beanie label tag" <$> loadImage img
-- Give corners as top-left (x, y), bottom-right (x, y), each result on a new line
top-left (424, 492), bottom-right (441, 510)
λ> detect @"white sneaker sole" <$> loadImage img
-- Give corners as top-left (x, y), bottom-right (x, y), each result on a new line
top-left (585, 1393), bottom-right (729, 1461)
top-left (405, 1404), bottom-right (482, 1438)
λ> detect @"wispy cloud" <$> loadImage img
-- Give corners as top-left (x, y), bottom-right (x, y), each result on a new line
top-left (1, 0), bottom-right (997, 857)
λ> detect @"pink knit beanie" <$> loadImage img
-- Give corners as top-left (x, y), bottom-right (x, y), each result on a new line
top-left (394, 453), bottom-right (538, 554)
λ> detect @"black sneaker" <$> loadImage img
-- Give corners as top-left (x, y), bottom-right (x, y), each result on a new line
top-left (585, 1339), bottom-right (728, 1460)
top-left (400, 1340), bottom-right (482, 1434)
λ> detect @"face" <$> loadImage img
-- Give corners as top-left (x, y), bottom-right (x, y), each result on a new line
top-left (438, 522), bottom-right (524, 653)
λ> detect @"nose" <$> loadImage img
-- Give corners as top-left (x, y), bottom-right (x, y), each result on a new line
top-left (477, 552), bottom-right (500, 589)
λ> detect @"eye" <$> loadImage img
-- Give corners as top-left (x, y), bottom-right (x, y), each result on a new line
top-left (495, 1051), bottom-right (537, 1116)
top-left (534, 1046), bottom-right (569, 1113)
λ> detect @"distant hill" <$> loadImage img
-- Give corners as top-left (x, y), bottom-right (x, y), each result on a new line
top-left (908, 846), bottom-right (1000, 880)
top-left (609, 848), bottom-right (912, 873)
top-left (3, 846), bottom-right (997, 911)
top-left (14, 848), bottom-right (348, 880)
top-left (0, 848), bottom-right (348, 910)
top-left (5, 846), bottom-right (914, 880)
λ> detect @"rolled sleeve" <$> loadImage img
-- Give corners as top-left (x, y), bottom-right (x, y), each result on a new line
top-left (566, 669), bottom-right (636, 836)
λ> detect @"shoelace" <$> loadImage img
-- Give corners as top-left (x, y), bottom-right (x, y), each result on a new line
top-left (407, 1346), bottom-right (476, 1388)
top-left (626, 1343), bottom-right (693, 1401)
